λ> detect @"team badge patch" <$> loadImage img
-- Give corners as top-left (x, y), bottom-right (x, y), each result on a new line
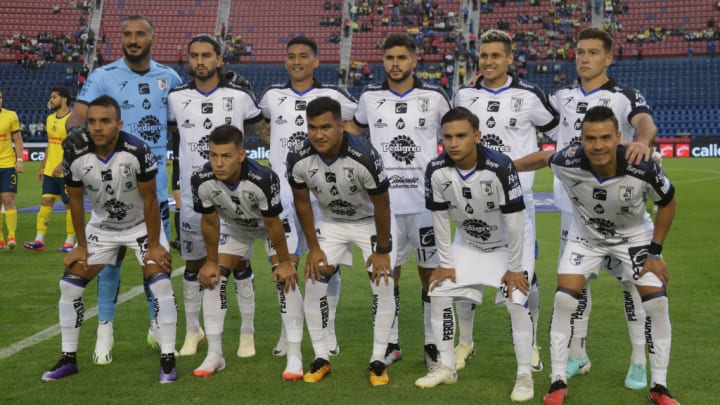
top-left (480, 181), bottom-right (493, 196)
top-left (119, 164), bottom-right (132, 177)
top-left (343, 167), bottom-right (355, 182)
top-left (417, 98), bottom-right (430, 112)
top-left (569, 252), bottom-right (583, 265)
top-left (619, 186), bottom-right (634, 201)
top-left (157, 78), bottom-right (168, 91)
top-left (223, 97), bottom-right (234, 112)
top-left (510, 97), bottom-right (524, 112)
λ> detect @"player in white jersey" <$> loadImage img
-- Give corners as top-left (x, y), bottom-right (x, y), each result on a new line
top-left (42, 96), bottom-right (177, 383)
top-left (167, 34), bottom-right (267, 357)
top-left (189, 124), bottom-right (303, 380)
top-left (64, 15), bottom-right (183, 364)
top-left (287, 97), bottom-right (396, 385)
top-left (546, 27), bottom-right (657, 388)
top-left (258, 36), bottom-right (358, 357)
top-left (418, 107), bottom-right (534, 401)
top-left (514, 106), bottom-right (678, 405)
top-left (346, 33), bottom-right (451, 367)
top-left (453, 29), bottom-right (558, 372)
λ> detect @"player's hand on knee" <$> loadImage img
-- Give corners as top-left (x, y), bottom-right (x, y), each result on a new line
top-left (638, 257), bottom-right (669, 286)
top-left (501, 270), bottom-right (529, 300)
top-left (198, 261), bottom-right (221, 289)
top-left (144, 245), bottom-right (172, 272)
top-left (63, 245), bottom-right (88, 272)
top-left (305, 248), bottom-right (329, 284)
top-left (429, 267), bottom-right (456, 292)
top-left (368, 253), bottom-right (392, 286)
top-left (273, 261), bottom-right (298, 292)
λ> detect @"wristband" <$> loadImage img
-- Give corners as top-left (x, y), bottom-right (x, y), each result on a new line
top-left (647, 253), bottom-right (662, 259)
top-left (372, 235), bottom-right (392, 254)
top-left (648, 240), bottom-right (663, 256)
top-left (17, 158), bottom-right (23, 162)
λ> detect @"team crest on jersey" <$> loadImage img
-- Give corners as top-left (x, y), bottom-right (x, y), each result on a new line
top-left (417, 98), bottom-right (430, 112)
top-left (480, 181), bottom-right (493, 196)
top-left (223, 97), bottom-right (234, 112)
top-left (619, 186), bottom-right (634, 201)
top-left (157, 78), bottom-right (168, 91)
top-left (510, 97), bottom-right (523, 112)
top-left (343, 167), bottom-right (355, 182)
top-left (119, 164), bottom-right (132, 177)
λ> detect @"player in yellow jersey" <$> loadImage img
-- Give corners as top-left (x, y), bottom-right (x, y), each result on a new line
top-left (24, 87), bottom-right (76, 252)
top-left (0, 87), bottom-right (24, 250)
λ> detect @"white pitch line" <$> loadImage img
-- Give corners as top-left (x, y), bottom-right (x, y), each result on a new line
top-left (0, 267), bottom-right (185, 362)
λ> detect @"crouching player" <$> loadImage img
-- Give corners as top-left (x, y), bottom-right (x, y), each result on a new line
top-left (418, 107), bottom-right (535, 402)
top-left (191, 124), bottom-right (304, 380)
top-left (42, 96), bottom-right (177, 383)
top-left (287, 97), bottom-right (397, 385)
top-left (514, 106), bottom-right (678, 405)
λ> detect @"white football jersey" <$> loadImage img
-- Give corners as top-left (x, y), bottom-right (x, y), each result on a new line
top-left (168, 80), bottom-right (264, 209)
top-left (454, 75), bottom-right (558, 191)
top-left (287, 133), bottom-right (389, 221)
top-left (64, 132), bottom-right (158, 231)
top-left (354, 78), bottom-right (451, 215)
top-left (192, 158), bottom-right (282, 231)
top-left (426, 145), bottom-right (525, 252)
top-left (550, 144), bottom-right (674, 244)
top-left (548, 78), bottom-right (652, 212)
top-left (259, 79), bottom-right (358, 207)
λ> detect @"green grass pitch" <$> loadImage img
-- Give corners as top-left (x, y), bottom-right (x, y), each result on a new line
top-left (0, 159), bottom-right (718, 404)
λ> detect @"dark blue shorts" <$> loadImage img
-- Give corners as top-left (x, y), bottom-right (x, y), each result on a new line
top-left (42, 176), bottom-right (69, 204)
top-left (0, 167), bottom-right (18, 193)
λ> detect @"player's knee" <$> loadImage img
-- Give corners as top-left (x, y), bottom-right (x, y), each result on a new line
top-left (233, 265), bottom-right (253, 280)
top-left (61, 272), bottom-right (91, 288)
top-left (640, 290), bottom-right (668, 314)
top-left (41, 196), bottom-right (56, 206)
top-left (145, 271), bottom-right (171, 284)
top-left (554, 287), bottom-right (581, 311)
top-left (184, 269), bottom-right (199, 281)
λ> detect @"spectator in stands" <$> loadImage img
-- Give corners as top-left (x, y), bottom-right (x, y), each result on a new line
top-left (52, 4), bottom-right (61, 14)
top-left (709, 40), bottom-right (716, 57)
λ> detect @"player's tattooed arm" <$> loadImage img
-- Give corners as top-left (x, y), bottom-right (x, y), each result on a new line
top-left (513, 150), bottom-right (553, 172)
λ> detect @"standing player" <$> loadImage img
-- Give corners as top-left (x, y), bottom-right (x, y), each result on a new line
top-left (287, 97), bottom-right (396, 385)
top-left (168, 34), bottom-right (267, 357)
top-left (417, 107), bottom-right (534, 402)
top-left (453, 29), bottom-right (558, 371)
top-left (65, 14), bottom-right (182, 364)
top-left (547, 27), bottom-right (656, 389)
top-left (191, 124), bottom-right (301, 380)
top-left (346, 32), bottom-right (451, 367)
top-left (42, 96), bottom-right (177, 383)
top-left (24, 87), bottom-right (76, 252)
top-left (514, 106), bottom-right (678, 405)
top-left (0, 87), bottom-right (23, 249)
top-left (258, 36), bottom-right (358, 357)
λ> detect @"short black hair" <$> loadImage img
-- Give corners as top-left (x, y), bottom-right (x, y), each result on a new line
top-left (582, 106), bottom-right (619, 132)
top-left (52, 86), bottom-right (71, 101)
top-left (287, 36), bottom-right (318, 55)
top-left (382, 32), bottom-right (416, 53)
top-left (306, 96), bottom-right (341, 121)
top-left (123, 14), bottom-right (155, 34)
top-left (577, 27), bottom-right (613, 53)
top-left (441, 107), bottom-right (480, 131)
top-left (209, 124), bottom-right (244, 149)
top-left (88, 95), bottom-right (121, 120)
top-left (188, 34), bottom-right (221, 55)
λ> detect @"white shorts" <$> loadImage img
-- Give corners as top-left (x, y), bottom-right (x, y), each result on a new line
top-left (316, 216), bottom-right (397, 271)
top-left (395, 212), bottom-right (439, 268)
top-left (180, 205), bottom-right (206, 261)
top-left (429, 234), bottom-right (528, 306)
top-left (558, 229), bottom-right (663, 288)
top-left (217, 218), bottom-right (300, 259)
top-left (85, 223), bottom-right (169, 267)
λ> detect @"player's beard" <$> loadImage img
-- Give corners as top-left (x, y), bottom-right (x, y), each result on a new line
top-left (386, 68), bottom-right (413, 85)
top-left (189, 65), bottom-right (217, 81)
top-left (123, 44), bottom-right (152, 64)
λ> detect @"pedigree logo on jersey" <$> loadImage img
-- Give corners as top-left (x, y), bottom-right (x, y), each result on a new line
top-left (189, 134), bottom-right (210, 159)
top-left (587, 217), bottom-right (618, 237)
top-left (131, 115), bottom-right (164, 143)
top-left (460, 219), bottom-right (496, 241)
top-left (281, 131), bottom-right (307, 152)
top-left (103, 198), bottom-right (131, 221)
top-left (394, 102), bottom-right (407, 114)
top-left (382, 135), bottom-right (421, 165)
top-left (481, 134), bottom-right (511, 153)
top-left (328, 199), bottom-right (356, 217)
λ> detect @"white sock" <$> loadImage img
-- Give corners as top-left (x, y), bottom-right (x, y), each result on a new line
top-left (455, 301), bottom-right (475, 346)
top-left (621, 281), bottom-right (647, 366)
top-left (529, 276), bottom-right (540, 345)
top-left (550, 290), bottom-right (580, 383)
top-left (183, 274), bottom-right (202, 333)
top-left (370, 277), bottom-right (395, 363)
top-left (388, 285), bottom-right (400, 344)
top-left (422, 290), bottom-right (434, 345)
top-left (643, 295), bottom-right (671, 387)
top-left (279, 281), bottom-right (304, 345)
top-left (203, 276), bottom-right (228, 339)
top-left (234, 269), bottom-right (255, 336)
top-left (149, 276), bottom-right (177, 354)
top-left (430, 295), bottom-right (455, 370)
top-left (304, 280), bottom-right (329, 360)
top-left (568, 286), bottom-right (591, 359)
top-left (507, 302), bottom-right (533, 376)
top-left (35, 233), bottom-right (45, 242)
top-left (65, 235), bottom-right (75, 245)
top-left (59, 279), bottom-right (85, 353)
top-left (326, 269), bottom-right (341, 341)
top-left (207, 333), bottom-right (223, 355)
